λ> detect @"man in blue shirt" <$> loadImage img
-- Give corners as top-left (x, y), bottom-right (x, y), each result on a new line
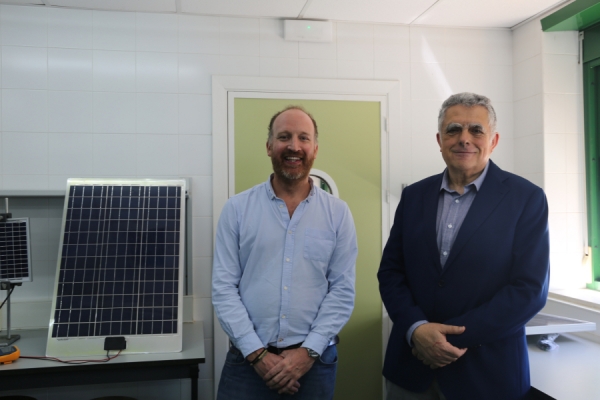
top-left (378, 93), bottom-right (549, 400)
top-left (213, 106), bottom-right (358, 399)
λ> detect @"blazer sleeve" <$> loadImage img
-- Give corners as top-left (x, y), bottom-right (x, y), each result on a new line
top-left (445, 186), bottom-right (550, 348)
top-left (378, 189), bottom-right (429, 338)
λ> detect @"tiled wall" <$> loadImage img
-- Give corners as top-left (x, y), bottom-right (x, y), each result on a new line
top-left (512, 18), bottom-right (588, 290)
top-left (0, 4), bottom-right (515, 398)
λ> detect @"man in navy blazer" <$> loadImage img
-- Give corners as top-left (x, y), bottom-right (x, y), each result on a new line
top-left (378, 93), bottom-right (549, 400)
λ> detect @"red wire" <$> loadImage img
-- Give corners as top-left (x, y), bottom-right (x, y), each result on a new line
top-left (20, 350), bottom-right (122, 364)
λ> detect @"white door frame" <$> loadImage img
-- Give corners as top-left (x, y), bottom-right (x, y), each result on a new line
top-left (211, 75), bottom-right (401, 398)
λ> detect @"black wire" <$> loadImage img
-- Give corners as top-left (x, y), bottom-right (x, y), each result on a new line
top-left (0, 285), bottom-right (15, 311)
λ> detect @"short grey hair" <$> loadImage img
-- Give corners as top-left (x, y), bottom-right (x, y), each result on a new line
top-left (438, 92), bottom-right (497, 133)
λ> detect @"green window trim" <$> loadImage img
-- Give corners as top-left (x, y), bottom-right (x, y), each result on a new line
top-left (584, 25), bottom-right (600, 290)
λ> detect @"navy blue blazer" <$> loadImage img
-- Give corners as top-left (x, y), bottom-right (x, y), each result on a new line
top-left (379, 160), bottom-right (549, 400)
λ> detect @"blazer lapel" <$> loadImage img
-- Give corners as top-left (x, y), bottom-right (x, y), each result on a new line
top-left (443, 161), bottom-right (509, 271)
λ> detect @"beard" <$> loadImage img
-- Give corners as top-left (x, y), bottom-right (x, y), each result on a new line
top-left (271, 151), bottom-right (315, 182)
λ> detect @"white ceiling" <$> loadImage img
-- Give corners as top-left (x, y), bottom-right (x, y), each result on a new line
top-left (0, 0), bottom-right (572, 28)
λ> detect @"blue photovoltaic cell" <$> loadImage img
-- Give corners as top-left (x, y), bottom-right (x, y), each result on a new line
top-left (52, 184), bottom-right (182, 338)
top-left (0, 219), bottom-right (31, 282)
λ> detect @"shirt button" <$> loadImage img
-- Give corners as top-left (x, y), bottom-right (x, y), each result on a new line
top-left (288, 230), bottom-right (292, 234)
top-left (443, 251), bottom-right (448, 256)
top-left (284, 286), bottom-right (288, 290)
top-left (278, 338), bottom-right (283, 342)
top-left (286, 258), bottom-right (290, 262)
top-left (279, 204), bottom-right (283, 208)
top-left (448, 224), bottom-right (453, 228)
top-left (455, 199), bottom-right (460, 203)
top-left (282, 315), bottom-right (286, 319)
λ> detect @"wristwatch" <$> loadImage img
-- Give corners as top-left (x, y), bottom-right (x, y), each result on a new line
top-left (303, 347), bottom-right (319, 359)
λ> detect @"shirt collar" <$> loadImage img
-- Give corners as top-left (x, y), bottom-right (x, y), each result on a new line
top-left (440, 162), bottom-right (490, 194)
top-left (265, 174), bottom-right (316, 201)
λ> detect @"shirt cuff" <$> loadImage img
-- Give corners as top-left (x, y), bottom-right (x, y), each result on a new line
top-left (406, 320), bottom-right (429, 347)
top-left (235, 332), bottom-right (265, 358)
top-left (302, 332), bottom-right (330, 355)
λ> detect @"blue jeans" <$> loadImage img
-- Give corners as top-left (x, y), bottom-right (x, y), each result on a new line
top-left (217, 344), bottom-right (338, 400)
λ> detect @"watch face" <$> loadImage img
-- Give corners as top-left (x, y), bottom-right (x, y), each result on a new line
top-left (306, 348), bottom-right (319, 359)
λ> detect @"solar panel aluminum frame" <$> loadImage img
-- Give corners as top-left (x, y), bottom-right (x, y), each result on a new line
top-left (0, 217), bottom-right (33, 283)
top-left (46, 178), bottom-right (186, 357)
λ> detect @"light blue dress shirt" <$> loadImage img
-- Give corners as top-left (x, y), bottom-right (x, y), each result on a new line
top-left (212, 176), bottom-right (357, 357)
top-left (406, 163), bottom-right (489, 345)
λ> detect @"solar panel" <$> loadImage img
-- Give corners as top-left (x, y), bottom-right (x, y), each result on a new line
top-left (46, 179), bottom-right (186, 357)
top-left (0, 218), bottom-right (32, 283)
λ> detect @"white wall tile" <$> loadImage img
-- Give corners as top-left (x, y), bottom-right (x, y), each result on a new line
top-left (563, 93), bottom-right (583, 134)
top-left (92, 133), bottom-right (137, 175)
top-left (513, 55), bottom-right (542, 101)
top-left (198, 338), bottom-right (214, 379)
top-left (93, 92), bottom-right (136, 133)
top-left (2, 174), bottom-right (48, 190)
top-left (219, 17), bottom-right (260, 57)
top-left (482, 29), bottom-right (512, 66)
top-left (179, 134), bottom-right (211, 175)
top-left (482, 64), bottom-right (512, 103)
top-left (48, 8), bottom-right (93, 49)
top-left (410, 62), bottom-right (452, 100)
top-left (136, 93), bottom-right (178, 134)
top-left (492, 101), bottom-right (513, 138)
top-left (337, 58), bottom-right (373, 79)
top-left (136, 134), bottom-right (179, 176)
top-left (298, 23), bottom-right (337, 60)
top-left (445, 28), bottom-right (487, 65)
top-left (193, 296), bottom-right (214, 338)
top-left (543, 93), bottom-right (565, 134)
top-left (136, 52), bottom-right (178, 93)
top-left (565, 132), bottom-right (583, 174)
top-left (491, 136), bottom-right (513, 173)
top-left (1, 5), bottom-right (47, 47)
top-left (545, 173), bottom-right (567, 213)
top-left (298, 58), bottom-right (336, 78)
top-left (93, 50), bottom-right (136, 92)
top-left (93, 10), bottom-right (135, 51)
top-left (136, 12), bottom-right (178, 53)
top-left (2, 132), bottom-right (48, 174)
top-left (445, 63), bottom-right (484, 95)
top-left (548, 211), bottom-right (567, 254)
top-left (566, 173), bottom-right (585, 213)
top-left (374, 59), bottom-right (409, 81)
top-left (178, 94), bottom-right (211, 135)
top-left (219, 55), bottom-right (259, 76)
top-left (544, 133), bottom-right (566, 174)
top-left (410, 99), bottom-right (440, 135)
top-left (2, 46), bottom-right (47, 89)
top-left (193, 257), bottom-right (212, 297)
top-left (48, 133), bottom-right (94, 175)
top-left (2, 89), bottom-right (48, 132)
top-left (179, 15), bottom-right (220, 55)
top-left (513, 94), bottom-right (543, 138)
top-left (543, 54), bottom-right (579, 94)
top-left (512, 18), bottom-right (542, 65)
top-left (260, 57), bottom-right (298, 77)
top-left (198, 379), bottom-right (215, 400)
top-left (48, 90), bottom-right (93, 133)
top-left (190, 175), bottom-right (212, 217)
top-left (514, 133), bottom-right (543, 175)
top-left (192, 216), bottom-right (213, 258)
top-left (374, 24), bottom-right (409, 61)
top-left (259, 18), bottom-right (298, 59)
top-left (566, 212), bottom-right (585, 254)
top-left (410, 26), bottom-right (446, 64)
top-left (48, 48), bottom-right (93, 91)
top-left (337, 22), bottom-right (373, 60)
top-left (178, 53), bottom-right (220, 94)
top-left (543, 31), bottom-right (578, 56)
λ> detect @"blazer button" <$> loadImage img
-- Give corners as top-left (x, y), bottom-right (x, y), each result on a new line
top-left (438, 280), bottom-right (445, 287)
